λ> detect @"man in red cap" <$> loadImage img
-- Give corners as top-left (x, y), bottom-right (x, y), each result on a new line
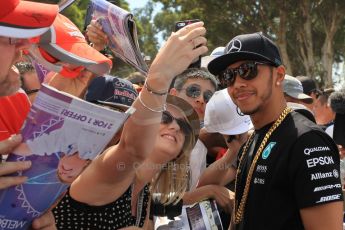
top-left (0, 1), bottom-right (58, 229)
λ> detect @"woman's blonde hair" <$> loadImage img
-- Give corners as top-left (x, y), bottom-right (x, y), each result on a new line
top-left (150, 126), bottom-right (196, 205)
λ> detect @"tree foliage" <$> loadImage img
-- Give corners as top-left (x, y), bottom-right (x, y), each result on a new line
top-left (152, 0), bottom-right (345, 88)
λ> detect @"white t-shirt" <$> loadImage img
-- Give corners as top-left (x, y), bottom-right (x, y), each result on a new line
top-left (188, 139), bottom-right (207, 191)
top-left (325, 124), bottom-right (334, 138)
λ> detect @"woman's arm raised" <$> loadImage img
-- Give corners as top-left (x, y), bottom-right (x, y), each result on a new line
top-left (70, 22), bottom-right (208, 205)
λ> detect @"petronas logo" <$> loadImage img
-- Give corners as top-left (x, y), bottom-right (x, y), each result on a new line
top-left (262, 142), bottom-right (276, 159)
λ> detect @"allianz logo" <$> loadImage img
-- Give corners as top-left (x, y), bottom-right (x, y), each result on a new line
top-left (311, 169), bottom-right (339, 180)
top-left (304, 146), bottom-right (330, 155)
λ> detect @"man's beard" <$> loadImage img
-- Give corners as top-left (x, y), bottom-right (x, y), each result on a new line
top-left (239, 70), bottom-right (273, 116)
top-left (0, 65), bottom-right (21, 96)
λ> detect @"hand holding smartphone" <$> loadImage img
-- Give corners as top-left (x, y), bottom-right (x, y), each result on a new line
top-left (175, 19), bottom-right (202, 69)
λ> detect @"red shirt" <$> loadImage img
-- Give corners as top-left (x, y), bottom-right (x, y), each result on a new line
top-left (0, 90), bottom-right (30, 141)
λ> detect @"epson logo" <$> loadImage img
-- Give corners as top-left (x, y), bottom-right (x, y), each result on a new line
top-left (314, 184), bottom-right (342, 192)
top-left (304, 146), bottom-right (331, 155)
top-left (306, 156), bottom-right (334, 168)
top-left (316, 194), bottom-right (341, 203)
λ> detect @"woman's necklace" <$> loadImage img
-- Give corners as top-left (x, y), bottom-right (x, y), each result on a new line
top-left (234, 107), bottom-right (292, 224)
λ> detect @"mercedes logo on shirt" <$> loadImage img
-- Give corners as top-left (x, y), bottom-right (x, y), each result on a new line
top-left (227, 39), bottom-right (242, 53)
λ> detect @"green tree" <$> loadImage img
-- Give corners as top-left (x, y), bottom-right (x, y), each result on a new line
top-left (134, 2), bottom-right (159, 61)
top-left (153, 0), bottom-right (345, 88)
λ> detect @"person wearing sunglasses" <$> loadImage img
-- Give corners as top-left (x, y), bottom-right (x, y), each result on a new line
top-left (168, 67), bottom-right (218, 191)
top-left (170, 67), bottom-right (218, 122)
top-left (52, 95), bottom-right (200, 229)
top-left (208, 32), bottom-right (342, 230)
top-left (51, 22), bottom-right (206, 229)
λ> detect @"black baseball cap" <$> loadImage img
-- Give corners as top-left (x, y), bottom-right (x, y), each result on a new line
top-left (85, 75), bottom-right (138, 111)
top-left (208, 32), bottom-right (282, 76)
top-left (295, 76), bottom-right (319, 96)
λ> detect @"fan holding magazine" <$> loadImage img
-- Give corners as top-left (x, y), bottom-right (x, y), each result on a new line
top-left (85, 0), bottom-right (149, 74)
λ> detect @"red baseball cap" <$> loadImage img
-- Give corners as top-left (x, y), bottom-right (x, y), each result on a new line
top-left (35, 14), bottom-right (112, 77)
top-left (0, 0), bottom-right (58, 38)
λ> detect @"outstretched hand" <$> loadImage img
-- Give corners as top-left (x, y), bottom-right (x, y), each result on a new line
top-left (148, 21), bottom-right (208, 81)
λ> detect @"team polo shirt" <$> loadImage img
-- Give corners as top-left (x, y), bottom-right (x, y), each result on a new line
top-left (0, 90), bottom-right (31, 141)
top-left (235, 111), bottom-right (342, 230)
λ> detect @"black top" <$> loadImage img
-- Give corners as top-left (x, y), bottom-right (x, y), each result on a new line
top-left (235, 111), bottom-right (343, 230)
top-left (53, 184), bottom-right (150, 230)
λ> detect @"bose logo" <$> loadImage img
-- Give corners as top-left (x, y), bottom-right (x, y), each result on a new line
top-left (306, 156), bottom-right (334, 168)
top-left (304, 146), bottom-right (331, 155)
top-left (316, 194), bottom-right (341, 203)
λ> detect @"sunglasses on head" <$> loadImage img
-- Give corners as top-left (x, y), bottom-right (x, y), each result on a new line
top-left (181, 84), bottom-right (214, 103)
top-left (161, 111), bottom-right (192, 135)
top-left (220, 61), bottom-right (273, 87)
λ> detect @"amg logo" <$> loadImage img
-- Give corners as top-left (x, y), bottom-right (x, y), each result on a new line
top-left (306, 156), bottom-right (334, 168)
top-left (316, 194), bottom-right (341, 203)
top-left (314, 184), bottom-right (342, 192)
top-left (311, 172), bottom-right (333, 180)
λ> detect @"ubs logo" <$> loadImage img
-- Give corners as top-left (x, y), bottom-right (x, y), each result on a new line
top-left (227, 39), bottom-right (242, 53)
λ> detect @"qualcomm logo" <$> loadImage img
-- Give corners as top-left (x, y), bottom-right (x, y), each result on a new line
top-left (304, 146), bottom-right (331, 155)
top-left (262, 142), bottom-right (276, 159)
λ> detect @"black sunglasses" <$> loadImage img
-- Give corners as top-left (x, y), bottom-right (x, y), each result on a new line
top-left (181, 84), bottom-right (214, 103)
top-left (161, 111), bottom-right (192, 135)
top-left (220, 61), bottom-right (273, 87)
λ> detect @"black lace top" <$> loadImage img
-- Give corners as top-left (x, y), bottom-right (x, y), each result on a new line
top-left (53, 184), bottom-right (150, 230)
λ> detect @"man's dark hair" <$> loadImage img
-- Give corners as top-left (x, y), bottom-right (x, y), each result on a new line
top-left (15, 62), bottom-right (36, 93)
top-left (329, 87), bottom-right (345, 114)
top-left (16, 62), bottom-right (35, 75)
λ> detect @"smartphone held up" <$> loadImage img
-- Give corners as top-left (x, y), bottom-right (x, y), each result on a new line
top-left (175, 19), bottom-right (202, 69)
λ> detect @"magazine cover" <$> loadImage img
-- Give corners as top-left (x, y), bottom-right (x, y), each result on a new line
top-left (154, 200), bottom-right (224, 230)
top-left (86, 0), bottom-right (148, 74)
top-left (0, 84), bottom-right (130, 230)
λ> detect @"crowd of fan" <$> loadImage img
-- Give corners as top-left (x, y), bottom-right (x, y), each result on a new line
top-left (0, 1), bottom-right (345, 230)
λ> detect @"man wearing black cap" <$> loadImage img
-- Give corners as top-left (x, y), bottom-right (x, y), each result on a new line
top-left (296, 75), bottom-right (321, 111)
top-left (208, 32), bottom-right (342, 230)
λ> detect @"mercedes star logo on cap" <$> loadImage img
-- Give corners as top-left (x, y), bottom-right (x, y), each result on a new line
top-left (228, 39), bottom-right (242, 53)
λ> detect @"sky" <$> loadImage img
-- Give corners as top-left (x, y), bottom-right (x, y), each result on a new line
top-left (127, 0), bottom-right (149, 10)
top-left (126, 0), bottom-right (164, 47)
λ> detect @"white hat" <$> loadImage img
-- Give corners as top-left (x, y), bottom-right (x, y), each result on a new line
top-left (204, 89), bottom-right (253, 135)
top-left (201, 46), bottom-right (225, 68)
